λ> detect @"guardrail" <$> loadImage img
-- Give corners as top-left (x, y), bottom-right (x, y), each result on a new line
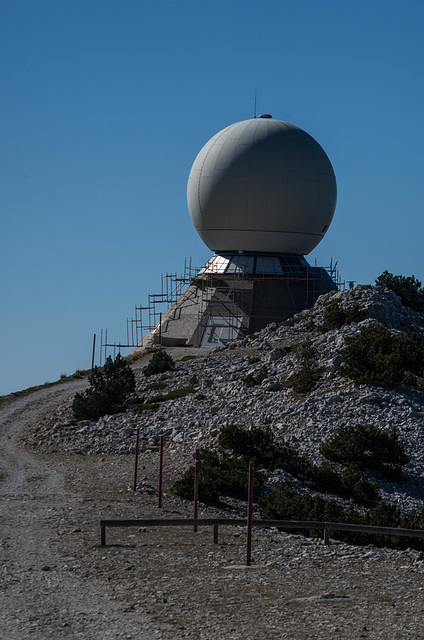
top-left (100, 517), bottom-right (424, 547)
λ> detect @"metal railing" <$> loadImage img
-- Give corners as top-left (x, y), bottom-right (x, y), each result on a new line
top-left (100, 517), bottom-right (424, 548)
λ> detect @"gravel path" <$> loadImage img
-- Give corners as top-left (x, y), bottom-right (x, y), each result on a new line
top-left (2, 379), bottom-right (424, 639)
top-left (0, 381), bottom-right (155, 639)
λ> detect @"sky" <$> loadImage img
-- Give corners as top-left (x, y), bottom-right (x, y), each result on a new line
top-left (1, 0), bottom-right (424, 395)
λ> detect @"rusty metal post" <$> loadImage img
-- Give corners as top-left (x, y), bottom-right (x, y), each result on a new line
top-left (213, 524), bottom-right (219, 544)
top-left (246, 461), bottom-right (254, 566)
top-left (133, 428), bottom-right (140, 491)
top-left (158, 435), bottom-right (164, 508)
top-left (193, 449), bottom-right (200, 532)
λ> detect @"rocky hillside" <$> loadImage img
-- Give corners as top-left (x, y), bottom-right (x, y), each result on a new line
top-left (28, 284), bottom-right (424, 515)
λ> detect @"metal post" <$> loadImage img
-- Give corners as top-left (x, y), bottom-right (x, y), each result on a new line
top-left (91, 333), bottom-right (96, 369)
top-left (158, 435), bottom-right (164, 508)
top-left (213, 524), bottom-right (219, 544)
top-left (159, 312), bottom-right (162, 345)
top-left (323, 524), bottom-right (330, 545)
top-left (133, 429), bottom-right (140, 491)
top-left (246, 461), bottom-right (254, 566)
top-left (193, 449), bottom-right (200, 532)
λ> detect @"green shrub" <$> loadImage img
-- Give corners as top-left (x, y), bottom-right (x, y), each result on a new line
top-left (401, 331), bottom-right (424, 375)
top-left (143, 348), bottom-right (175, 377)
top-left (171, 448), bottom-right (264, 505)
top-left (287, 339), bottom-right (320, 394)
top-left (73, 354), bottom-right (135, 421)
top-left (218, 424), bottom-right (381, 503)
top-left (218, 424), bottom-right (310, 479)
top-left (320, 423), bottom-right (409, 480)
top-left (309, 462), bottom-right (379, 507)
top-left (290, 361), bottom-right (318, 394)
top-left (319, 300), bottom-right (365, 333)
top-left (242, 365), bottom-right (268, 387)
top-left (309, 461), bottom-right (340, 492)
top-left (298, 340), bottom-right (316, 361)
top-left (339, 323), bottom-right (424, 387)
top-left (259, 483), bottom-right (424, 550)
top-left (339, 465), bottom-right (380, 507)
top-left (376, 271), bottom-right (424, 312)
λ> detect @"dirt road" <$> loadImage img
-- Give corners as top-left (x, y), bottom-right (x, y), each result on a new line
top-left (0, 381), bottom-right (155, 639)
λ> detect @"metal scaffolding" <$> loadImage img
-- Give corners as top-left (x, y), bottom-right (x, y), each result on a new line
top-left (97, 256), bottom-right (346, 364)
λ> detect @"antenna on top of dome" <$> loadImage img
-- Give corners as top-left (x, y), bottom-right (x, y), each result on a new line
top-left (254, 89), bottom-right (257, 118)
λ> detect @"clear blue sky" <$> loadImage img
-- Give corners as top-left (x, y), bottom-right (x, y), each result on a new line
top-left (1, 0), bottom-right (423, 395)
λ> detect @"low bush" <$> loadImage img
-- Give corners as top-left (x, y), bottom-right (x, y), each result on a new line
top-left (172, 423), bottom-right (406, 516)
top-left (339, 323), bottom-right (424, 387)
top-left (259, 483), bottom-right (424, 550)
top-left (171, 448), bottom-right (264, 505)
top-left (320, 423), bottom-right (409, 480)
top-left (218, 424), bottom-right (310, 479)
top-left (290, 361), bottom-right (318, 394)
top-left (319, 300), bottom-right (365, 333)
top-left (309, 462), bottom-right (380, 507)
top-left (73, 354), bottom-right (135, 421)
top-left (376, 271), bottom-right (424, 312)
top-left (143, 348), bottom-right (175, 377)
top-left (287, 339), bottom-right (320, 395)
top-left (218, 424), bottom-right (384, 504)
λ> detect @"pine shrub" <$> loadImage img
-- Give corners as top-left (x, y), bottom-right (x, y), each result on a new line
top-left (73, 354), bottom-right (135, 421)
top-left (218, 424), bottom-right (310, 479)
top-left (319, 300), bottom-right (365, 333)
top-left (171, 448), bottom-right (264, 505)
top-left (143, 348), bottom-right (175, 376)
top-left (339, 323), bottom-right (424, 387)
top-left (259, 483), bottom-right (424, 550)
top-left (320, 423), bottom-right (409, 480)
top-left (376, 270), bottom-right (424, 312)
top-left (288, 339), bottom-right (320, 394)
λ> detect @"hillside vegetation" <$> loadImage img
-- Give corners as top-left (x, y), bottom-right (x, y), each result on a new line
top-left (28, 274), bottom-right (424, 548)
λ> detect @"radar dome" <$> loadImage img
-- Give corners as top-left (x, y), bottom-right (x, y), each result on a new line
top-left (187, 116), bottom-right (337, 255)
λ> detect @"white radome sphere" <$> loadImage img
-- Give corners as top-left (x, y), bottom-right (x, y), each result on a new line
top-left (187, 116), bottom-right (337, 255)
